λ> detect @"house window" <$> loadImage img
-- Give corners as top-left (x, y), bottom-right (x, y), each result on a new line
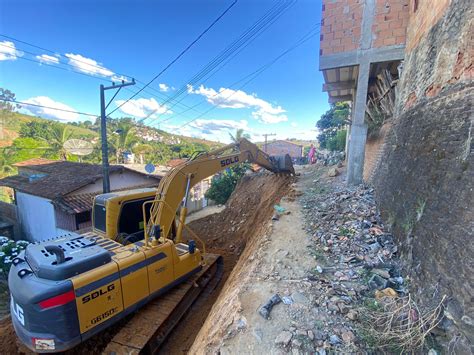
top-left (75, 211), bottom-right (91, 230)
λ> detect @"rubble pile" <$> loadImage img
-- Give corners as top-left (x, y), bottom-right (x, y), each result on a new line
top-left (271, 176), bottom-right (408, 354)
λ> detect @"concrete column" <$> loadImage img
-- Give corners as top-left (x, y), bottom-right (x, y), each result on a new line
top-left (347, 60), bottom-right (370, 184)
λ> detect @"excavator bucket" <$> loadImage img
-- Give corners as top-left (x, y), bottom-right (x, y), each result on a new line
top-left (271, 154), bottom-right (295, 174)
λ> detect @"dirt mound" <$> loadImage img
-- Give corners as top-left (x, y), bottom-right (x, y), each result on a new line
top-left (186, 171), bottom-right (294, 252)
top-left (0, 171), bottom-right (294, 354)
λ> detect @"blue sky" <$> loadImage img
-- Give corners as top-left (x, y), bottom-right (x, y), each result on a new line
top-left (0, 0), bottom-right (328, 143)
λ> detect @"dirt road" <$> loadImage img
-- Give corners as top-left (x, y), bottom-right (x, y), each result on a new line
top-left (190, 165), bottom-right (317, 353)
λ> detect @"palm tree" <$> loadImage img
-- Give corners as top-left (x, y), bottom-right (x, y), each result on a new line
top-left (46, 123), bottom-right (73, 160)
top-left (133, 144), bottom-right (153, 164)
top-left (229, 129), bottom-right (251, 143)
top-left (0, 149), bottom-right (15, 178)
top-left (111, 122), bottom-right (138, 163)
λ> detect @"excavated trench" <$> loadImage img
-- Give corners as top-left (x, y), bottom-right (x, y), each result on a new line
top-left (0, 171), bottom-right (293, 354)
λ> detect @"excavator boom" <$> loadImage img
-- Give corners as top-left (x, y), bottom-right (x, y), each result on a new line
top-left (146, 138), bottom-right (294, 242)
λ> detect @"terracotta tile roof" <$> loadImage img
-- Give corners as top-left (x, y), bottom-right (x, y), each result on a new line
top-left (0, 159), bottom-right (160, 200)
top-left (13, 158), bottom-right (56, 167)
top-left (166, 158), bottom-right (188, 168)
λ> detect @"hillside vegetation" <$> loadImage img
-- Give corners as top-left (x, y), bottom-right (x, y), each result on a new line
top-left (0, 108), bottom-right (221, 179)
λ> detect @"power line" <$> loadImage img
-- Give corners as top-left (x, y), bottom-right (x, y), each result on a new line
top-left (0, 37), bottom-right (204, 116)
top-left (142, 0), bottom-right (296, 125)
top-left (0, 98), bottom-right (98, 117)
top-left (108, 0), bottom-right (238, 116)
top-left (0, 33), bottom-right (132, 81)
top-left (155, 0), bottom-right (297, 118)
top-left (177, 23), bottom-right (321, 129)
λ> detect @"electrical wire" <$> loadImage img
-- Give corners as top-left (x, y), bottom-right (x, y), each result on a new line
top-left (108, 0), bottom-right (238, 116)
top-left (0, 98), bottom-right (98, 117)
top-left (150, 0), bottom-right (298, 120)
top-left (176, 23), bottom-right (321, 129)
top-left (0, 34), bottom-right (133, 81)
top-left (0, 42), bottom-right (203, 117)
top-left (141, 0), bottom-right (296, 125)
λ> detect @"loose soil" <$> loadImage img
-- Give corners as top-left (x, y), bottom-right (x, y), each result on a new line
top-left (0, 170), bottom-right (294, 354)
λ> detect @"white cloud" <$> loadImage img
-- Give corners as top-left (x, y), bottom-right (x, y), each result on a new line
top-left (291, 122), bottom-right (298, 127)
top-left (65, 53), bottom-right (114, 77)
top-left (162, 119), bottom-right (250, 143)
top-left (115, 97), bottom-right (172, 118)
top-left (159, 83), bottom-right (170, 92)
top-left (22, 96), bottom-right (79, 122)
top-left (188, 119), bottom-right (249, 135)
top-left (187, 84), bottom-right (288, 124)
top-left (0, 41), bottom-right (23, 61)
top-left (251, 110), bottom-right (288, 124)
top-left (36, 54), bottom-right (60, 64)
top-left (111, 75), bottom-right (130, 83)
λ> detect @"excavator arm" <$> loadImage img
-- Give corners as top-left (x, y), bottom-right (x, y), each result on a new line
top-left (145, 138), bottom-right (294, 244)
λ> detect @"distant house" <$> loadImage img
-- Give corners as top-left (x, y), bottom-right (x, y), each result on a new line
top-left (264, 140), bottom-right (303, 159)
top-left (0, 158), bottom-right (163, 241)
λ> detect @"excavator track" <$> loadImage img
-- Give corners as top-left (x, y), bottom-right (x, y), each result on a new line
top-left (102, 253), bottom-right (223, 354)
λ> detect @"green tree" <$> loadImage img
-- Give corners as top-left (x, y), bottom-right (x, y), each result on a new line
top-left (316, 102), bottom-right (350, 149)
top-left (46, 123), bottom-right (73, 160)
top-left (0, 88), bottom-right (19, 112)
top-left (110, 121), bottom-right (138, 163)
top-left (205, 163), bottom-right (250, 204)
top-left (133, 143), bottom-right (153, 164)
top-left (8, 137), bottom-right (50, 163)
top-left (19, 121), bottom-right (54, 140)
top-left (0, 150), bottom-right (15, 177)
top-left (229, 128), bottom-right (251, 143)
top-left (326, 129), bottom-right (347, 152)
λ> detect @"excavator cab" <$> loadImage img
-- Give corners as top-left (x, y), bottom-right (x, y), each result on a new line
top-left (92, 188), bottom-right (157, 244)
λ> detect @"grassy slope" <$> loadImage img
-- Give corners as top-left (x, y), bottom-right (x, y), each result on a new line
top-left (0, 112), bottom-right (221, 148)
top-left (1, 112), bottom-right (97, 145)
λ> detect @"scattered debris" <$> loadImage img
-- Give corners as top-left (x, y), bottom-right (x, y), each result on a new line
top-left (327, 167), bottom-right (339, 177)
top-left (275, 330), bottom-right (293, 346)
top-left (258, 294), bottom-right (282, 319)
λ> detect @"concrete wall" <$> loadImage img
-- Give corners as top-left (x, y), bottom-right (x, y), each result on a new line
top-left (73, 170), bottom-right (158, 194)
top-left (363, 122), bottom-right (392, 181)
top-left (16, 192), bottom-right (68, 241)
top-left (373, 0), bottom-right (473, 350)
top-left (320, 0), bottom-right (409, 56)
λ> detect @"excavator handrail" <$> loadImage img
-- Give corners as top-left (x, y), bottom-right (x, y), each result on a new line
top-left (142, 198), bottom-right (206, 255)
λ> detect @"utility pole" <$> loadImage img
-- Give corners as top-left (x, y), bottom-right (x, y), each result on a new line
top-left (100, 80), bottom-right (135, 193)
top-left (262, 133), bottom-right (276, 152)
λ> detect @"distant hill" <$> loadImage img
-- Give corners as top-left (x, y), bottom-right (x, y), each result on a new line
top-left (0, 112), bottom-right (221, 149)
top-left (0, 112), bottom-right (97, 147)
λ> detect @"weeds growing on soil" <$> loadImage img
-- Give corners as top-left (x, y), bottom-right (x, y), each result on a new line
top-left (359, 294), bottom-right (446, 353)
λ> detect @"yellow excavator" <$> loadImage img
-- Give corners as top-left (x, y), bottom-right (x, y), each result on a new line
top-left (8, 138), bottom-right (294, 353)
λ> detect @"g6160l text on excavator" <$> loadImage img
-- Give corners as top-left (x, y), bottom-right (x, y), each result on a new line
top-left (8, 138), bottom-right (294, 353)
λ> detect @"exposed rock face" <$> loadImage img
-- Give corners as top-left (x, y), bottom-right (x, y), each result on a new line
top-left (374, 0), bottom-right (473, 351)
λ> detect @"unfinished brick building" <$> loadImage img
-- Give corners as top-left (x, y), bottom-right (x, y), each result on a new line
top-left (320, 0), bottom-right (473, 351)
top-left (319, 0), bottom-right (410, 184)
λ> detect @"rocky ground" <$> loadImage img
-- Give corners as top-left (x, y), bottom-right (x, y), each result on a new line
top-left (191, 163), bottom-right (444, 354)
